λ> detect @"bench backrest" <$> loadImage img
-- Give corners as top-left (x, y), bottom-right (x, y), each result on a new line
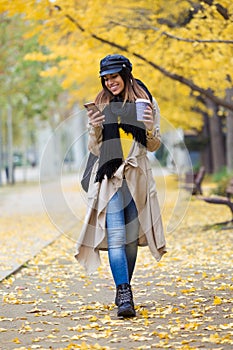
top-left (195, 166), bottom-right (205, 186)
top-left (226, 178), bottom-right (233, 199)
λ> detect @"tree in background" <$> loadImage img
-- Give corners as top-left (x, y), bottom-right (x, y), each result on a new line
top-left (0, 14), bottom-right (64, 184)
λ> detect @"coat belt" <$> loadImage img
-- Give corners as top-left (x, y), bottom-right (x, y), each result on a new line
top-left (113, 157), bottom-right (138, 187)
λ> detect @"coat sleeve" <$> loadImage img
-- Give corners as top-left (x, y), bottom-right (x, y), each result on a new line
top-left (88, 126), bottom-right (103, 156)
top-left (146, 97), bottom-right (162, 152)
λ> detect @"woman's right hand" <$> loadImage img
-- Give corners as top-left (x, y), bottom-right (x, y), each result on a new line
top-left (88, 109), bottom-right (105, 128)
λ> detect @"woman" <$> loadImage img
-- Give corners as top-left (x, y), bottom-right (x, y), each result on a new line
top-left (75, 54), bottom-right (166, 318)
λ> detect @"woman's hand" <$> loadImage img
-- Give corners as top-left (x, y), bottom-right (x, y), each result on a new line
top-left (142, 106), bottom-right (154, 131)
top-left (88, 109), bottom-right (105, 128)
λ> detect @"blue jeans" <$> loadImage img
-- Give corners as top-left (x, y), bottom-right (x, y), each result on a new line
top-left (106, 182), bottom-right (139, 287)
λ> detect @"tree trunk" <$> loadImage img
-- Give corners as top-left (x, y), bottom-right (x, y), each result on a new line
top-left (207, 99), bottom-right (225, 173)
top-left (7, 101), bottom-right (14, 184)
top-left (0, 110), bottom-right (3, 186)
top-left (226, 88), bottom-right (233, 173)
top-left (201, 112), bottom-right (212, 173)
top-left (22, 118), bottom-right (29, 183)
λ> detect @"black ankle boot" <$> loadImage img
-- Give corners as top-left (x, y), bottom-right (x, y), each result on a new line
top-left (115, 285), bottom-right (134, 306)
top-left (115, 286), bottom-right (120, 306)
top-left (117, 283), bottom-right (136, 317)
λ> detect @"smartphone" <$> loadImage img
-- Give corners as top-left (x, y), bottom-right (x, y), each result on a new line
top-left (84, 102), bottom-right (101, 114)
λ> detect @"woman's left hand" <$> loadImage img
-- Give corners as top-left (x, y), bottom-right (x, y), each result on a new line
top-left (142, 106), bottom-right (154, 131)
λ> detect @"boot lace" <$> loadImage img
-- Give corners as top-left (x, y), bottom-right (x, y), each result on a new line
top-left (118, 286), bottom-right (133, 304)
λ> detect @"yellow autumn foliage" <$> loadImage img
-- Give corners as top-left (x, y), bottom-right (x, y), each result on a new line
top-left (0, 0), bottom-right (232, 131)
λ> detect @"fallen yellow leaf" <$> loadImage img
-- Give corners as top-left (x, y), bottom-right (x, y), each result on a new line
top-left (213, 296), bottom-right (222, 305)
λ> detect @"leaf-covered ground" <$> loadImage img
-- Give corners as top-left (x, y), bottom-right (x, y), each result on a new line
top-left (0, 175), bottom-right (233, 349)
top-left (0, 184), bottom-right (60, 280)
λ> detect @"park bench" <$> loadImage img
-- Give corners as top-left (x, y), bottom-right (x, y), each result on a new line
top-left (200, 178), bottom-right (233, 222)
top-left (185, 166), bottom-right (206, 195)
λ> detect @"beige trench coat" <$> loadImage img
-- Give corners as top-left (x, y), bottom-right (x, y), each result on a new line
top-left (75, 100), bottom-right (167, 273)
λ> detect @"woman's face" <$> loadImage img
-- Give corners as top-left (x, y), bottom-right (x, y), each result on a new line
top-left (103, 73), bottom-right (125, 95)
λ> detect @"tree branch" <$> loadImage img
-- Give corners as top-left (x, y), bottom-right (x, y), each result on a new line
top-left (109, 21), bottom-right (233, 44)
top-left (54, 5), bottom-right (85, 32)
top-left (202, 0), bottom-right (229, 20)
top-left (132, 53), bottom-right (233, 111)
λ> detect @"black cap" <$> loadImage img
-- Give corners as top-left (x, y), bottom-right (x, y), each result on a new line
top-left (99, 54), bottom-right (132, 77)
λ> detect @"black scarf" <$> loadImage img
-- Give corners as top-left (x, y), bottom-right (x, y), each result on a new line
top-left (95, 98), bottom-right (147, 182)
